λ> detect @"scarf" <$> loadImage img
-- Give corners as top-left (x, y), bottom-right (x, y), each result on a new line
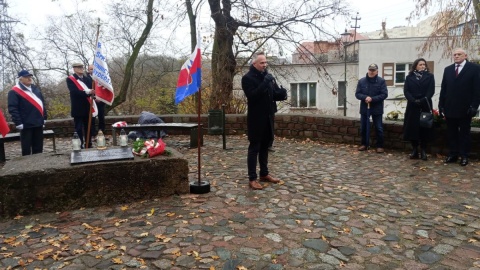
top-left (413, 70), bottom-right (425, 80)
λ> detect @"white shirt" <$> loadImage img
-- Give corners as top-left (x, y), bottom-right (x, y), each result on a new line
top-left (455, 60), bottom-right (466, 74)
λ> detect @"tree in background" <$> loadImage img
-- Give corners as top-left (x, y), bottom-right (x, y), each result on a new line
top-left (206, 0), bottom-right (349, 112)
top-left (409, 0), bottom-right (480, 55)
top-left (108, 0), bottom-right (157, 111)
top-left (108, 54), bottom-right (179, 115)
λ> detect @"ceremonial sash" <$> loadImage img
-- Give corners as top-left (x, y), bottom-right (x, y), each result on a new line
top-left (68, 75), bottom-right (98, 117)
top-left (12, 85), bottom-right (44, 116)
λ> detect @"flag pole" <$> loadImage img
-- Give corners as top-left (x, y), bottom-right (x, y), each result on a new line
top-left (86, 18), bottom-right (101, 149)
top-left (189, 32), bottom-right (210, 194)
top-left (197, 81), bottom-right (201, 185)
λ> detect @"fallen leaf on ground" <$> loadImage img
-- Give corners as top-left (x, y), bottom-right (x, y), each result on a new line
top-left (112, 258), bottom-right (123, 264)
top-left (0, 252), bottom-right (13, 258)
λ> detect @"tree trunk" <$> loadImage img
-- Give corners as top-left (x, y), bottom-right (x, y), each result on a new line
top-left (208, 0), bottom-right (238, 111)
top-left (109, 0), bottom-right (154, 111)
top-left (185, 0), bottom-right (197, 52)
top-left (474, 0), bottom-right (480, 26)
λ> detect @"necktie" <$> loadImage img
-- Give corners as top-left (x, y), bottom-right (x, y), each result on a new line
top-left (455, 64), bottom-right (460, 77)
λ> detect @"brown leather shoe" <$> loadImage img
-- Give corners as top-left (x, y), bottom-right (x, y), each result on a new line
top-left (249, 180), bottom-right (263, 190)
top-left (358, 145), bottom-right (367, 151)
top-left (376, 148), bottom-right (385, 153)
top-left (260, 175), bottom-right (280, 183)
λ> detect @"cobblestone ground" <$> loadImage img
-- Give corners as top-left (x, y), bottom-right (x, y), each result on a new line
top-left (1, 135), bottom-right (480, 270)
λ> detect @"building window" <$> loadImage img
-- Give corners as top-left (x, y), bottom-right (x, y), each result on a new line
top-left (290, 83), bottom-right (316, 108)
top-left (395, 63), bottom-right (412, 84)
top-left (383, 61), bottom-right (435, 86)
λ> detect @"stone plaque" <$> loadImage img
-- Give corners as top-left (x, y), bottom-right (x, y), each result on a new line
top-left (70, 147), bottom-right (134, 165)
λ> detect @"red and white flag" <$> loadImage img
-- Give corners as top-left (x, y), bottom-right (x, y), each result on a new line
top-left (0, 110), bottom-right (10, 138)
top-left (92, 40), bottom-right (114, 105)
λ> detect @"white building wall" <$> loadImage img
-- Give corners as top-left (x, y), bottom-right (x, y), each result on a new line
top-left (234, 63), bottom-right (360, 117)
top-left (233, 36), bottom-right (470, 119)
top-left (357, 37), bottom-right (453, 117)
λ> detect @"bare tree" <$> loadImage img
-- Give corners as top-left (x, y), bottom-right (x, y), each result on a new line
top-left (409, 0), bottom-right (480, 55)
top-left (0, 1), bottom-right (37, 88)
top-left (107, 0), bottom-right (158, 111)
top-left (38, 10), bottom-right (98, 77)
top-left (206, 0), bottom-right (349, 111)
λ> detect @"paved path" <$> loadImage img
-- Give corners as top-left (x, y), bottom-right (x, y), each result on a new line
top-left (1, 135), bottom-right (480, 269)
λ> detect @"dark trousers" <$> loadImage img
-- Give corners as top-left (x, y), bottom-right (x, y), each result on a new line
top-left (20, 126), bottom-right (44, 156)
top-left (96, 102), bottom-right (106, 133)
top-left (360, 113), bottom-right (384, 147)
top-left (446, 117), bottom-right (472, 157)
top-left (247, 137), bottom-right (270, 180)
top-left (411, 128), bottom-right (430, 149)
top-left (74, 116), bottom-right (94, 148)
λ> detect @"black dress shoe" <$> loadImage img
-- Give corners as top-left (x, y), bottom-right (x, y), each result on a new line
top-left (444, 156), bottom-right (458, 163)
top-left (409, 149), bottom-right (419, 159)
top-left (420, 150), bottom-right (427, 161)
top-left (460, 157), bottom-right (468, 166)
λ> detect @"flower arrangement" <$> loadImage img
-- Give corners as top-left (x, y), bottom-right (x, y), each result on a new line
top-left (132, 138), bottom-right (171, 158)
top-left (386, 110), bottom-right (402, 120)
top-left (432, 109), bottom-right (445, 124)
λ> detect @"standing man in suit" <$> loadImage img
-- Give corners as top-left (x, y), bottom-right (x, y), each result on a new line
top-left (242, 52), bottom-right (284, 190)
top-left (439, 48), bottom-right (480, 166)
top-left (67, 63), bottom-right (96, 148)
top-left (8, 70), bottom-right (47, 156)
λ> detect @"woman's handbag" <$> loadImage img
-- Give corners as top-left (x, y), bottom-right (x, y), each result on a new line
top-left (419, 97), bottom-right (433, 128)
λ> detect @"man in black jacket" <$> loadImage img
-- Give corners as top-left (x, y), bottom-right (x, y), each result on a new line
top-left (355, 63), bottom-right (388, 153)
top-left (8, 70), bottom-right (47, 156)
top-left (439, 48), bottom-right (480, 166)
top-left (67, 63), bottom-right (96, 148)
top-left (241, 52), bottom-right (283, 190)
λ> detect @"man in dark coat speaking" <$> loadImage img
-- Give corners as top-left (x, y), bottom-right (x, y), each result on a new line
top-left (439, 48), bottom-right (480, 166)
top-left (241, 52), bottom-right (284, 190)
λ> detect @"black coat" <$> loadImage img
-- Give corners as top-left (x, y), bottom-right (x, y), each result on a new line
top-left (439, 61), bottom-right (480, 118)
top-left (8, 83), bottom-right (47, 128)
top-left (402, 71), bottom-right (435, 141)
top-left (241, 65), bottom-right (281, 142)
top-left (67, 74), bottom-right (92, 117)
top-left (354, 74), bottom-right (388, 115)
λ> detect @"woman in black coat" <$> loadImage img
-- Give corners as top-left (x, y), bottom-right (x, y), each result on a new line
top-left (403, 58), bottom-right (435, 160)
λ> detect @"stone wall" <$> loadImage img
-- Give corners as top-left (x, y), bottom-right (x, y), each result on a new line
top-left (13, 113), bottom-right (479, 157)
